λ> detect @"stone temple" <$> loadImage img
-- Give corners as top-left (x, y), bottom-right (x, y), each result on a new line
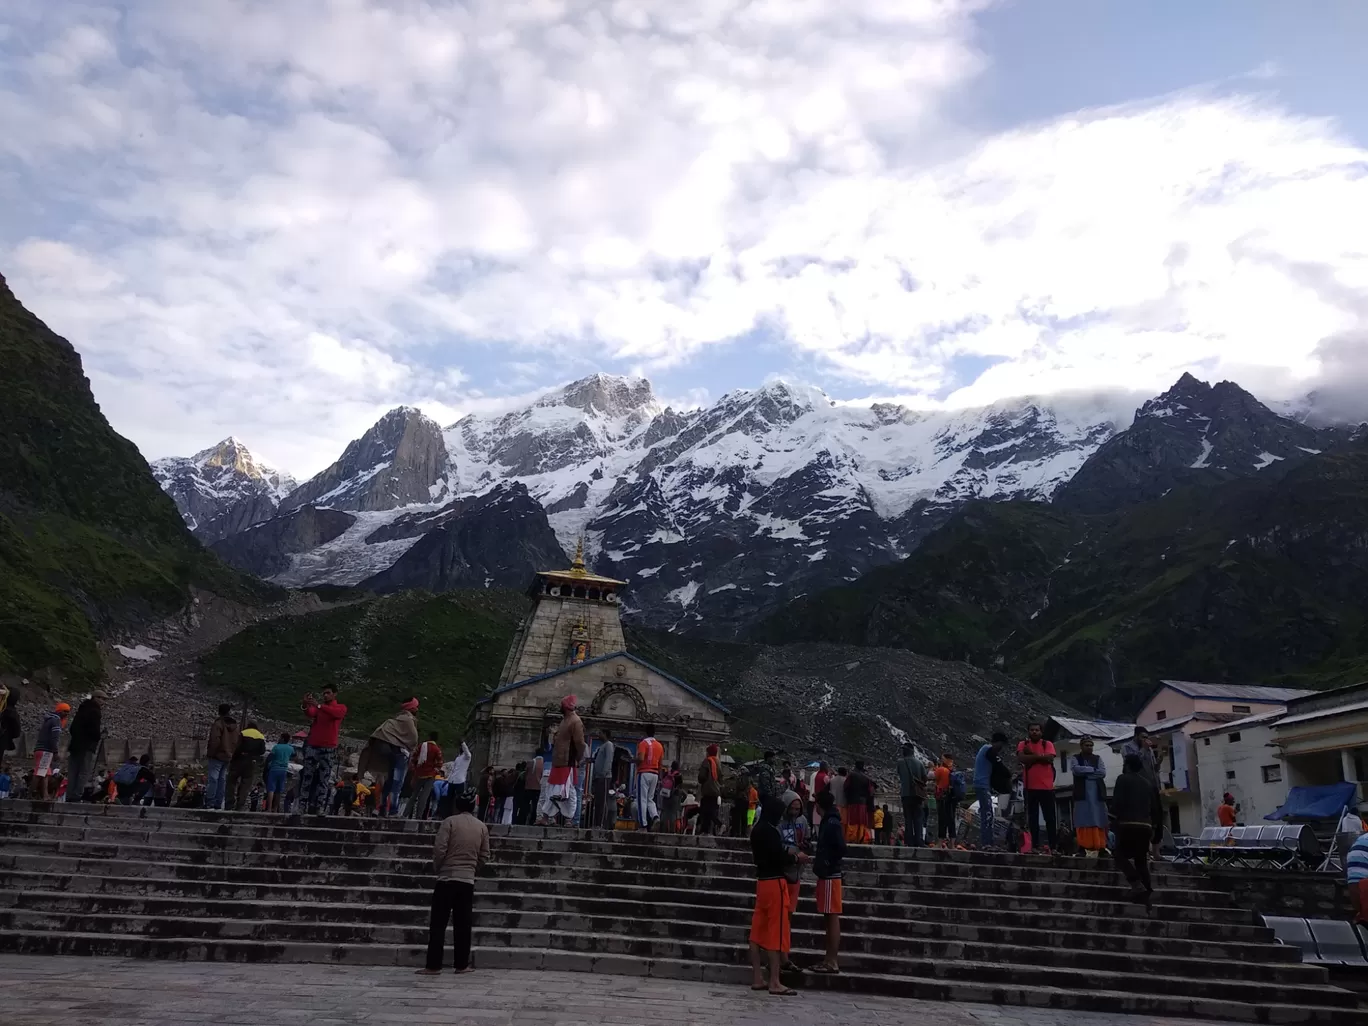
top-left (467, 543), bottom-right (730, 789)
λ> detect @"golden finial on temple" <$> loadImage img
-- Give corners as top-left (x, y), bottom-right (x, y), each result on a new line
top-left (571, 536), bottom-right (586, 574)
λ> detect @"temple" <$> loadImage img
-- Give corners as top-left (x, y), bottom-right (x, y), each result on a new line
top-left (468, 542), bottom-right (730, 797)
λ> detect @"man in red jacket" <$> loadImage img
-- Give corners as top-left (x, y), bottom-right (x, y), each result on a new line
top-left (300, 688), bottom-right (347, 815)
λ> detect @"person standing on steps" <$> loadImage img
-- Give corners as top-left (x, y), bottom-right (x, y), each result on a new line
top-left (264, 733), bottom-right (293, 813)
top-left (810, 789), bottom-right (846, 975)
top-left (697, 743), bottom-right (722, 836)
top-left (590, 728), bottom-right (616, 829)
top-left (363, 698), bottom-right (419, 818)
top-left (519, 752), bottom-right (542, 825)
top-left (843, 762), bottom-right (874, 844)
top-left (974, 733), bottom-right (1009, 849)
top-left (418, 792), bottom-right (490, 976)
top-left (204, 703), bottom-right (239, 811)
top-left (409, 733), bottom-right (444, 821)
top-left (32, 701), bottom-right (68, 801)
top-left (635, 727), bottom-right (664, 830)
top-left (439, 739), bottom-right (473, 819)
top-left (66, 690), bottom-right (106, 802)
top-left (1017, 722), bottom-right (1059, 853)
top-left (777, 788), bottom-right (810, 973)
top-left (1113, 754), bottom-right (1162, 905)
top-left (753, 750), bottom-right (779, 805)
top-left (896, 744), bottom-right (928, 848)
top-left (1067, 738), bottom-right (1108, 857)
top-left (540, 695), bottom-right (585, 826)
top-left (1122, 725), bottom-right (1163, 859)
top-left (659, 760), bottom-right (684, 833)
top-left (300, 688), bottom-right (347, 815)
top-left (227, 722), bottom-right (267, 811)
top-left (749, 796), bottom-right (800, 996)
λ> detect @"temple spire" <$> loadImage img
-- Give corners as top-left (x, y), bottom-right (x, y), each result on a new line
top-left (571, 536), bottom-right (586, 574)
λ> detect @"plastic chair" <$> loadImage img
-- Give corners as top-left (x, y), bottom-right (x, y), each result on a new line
top-left (1308, 920), bottom-right (1368, 965)
top-left (1263, 916), bottom-right (1321, 962)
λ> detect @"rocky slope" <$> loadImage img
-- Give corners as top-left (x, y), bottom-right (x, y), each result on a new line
top-left (359, 485), bottom-right (567, 593)
top-left (0, 272), bottom-right (271, 685)
top-left (757, 441), bottom-right (1368, 716)
top-left (210, 506), bottom-right (358, 578)
top-left (151, 438), bottom-right (297, 543)
top-left (1054, 373), bottom-right (1345, 514)
top-left (280, 406), bottom-right (449, 513)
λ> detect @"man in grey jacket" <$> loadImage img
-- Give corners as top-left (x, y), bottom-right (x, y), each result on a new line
top-left (418, 793), bottom-right (490, 974)
top-left (896, 744), bottom-right (928, 846)
top-left (590, 728), bottom-right (616, 829)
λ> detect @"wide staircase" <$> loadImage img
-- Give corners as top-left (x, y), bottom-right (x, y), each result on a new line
top-left (0, 800), bottom-right (1360, 1022)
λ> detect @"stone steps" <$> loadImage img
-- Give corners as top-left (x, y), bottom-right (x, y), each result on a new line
top-left (0, 800), bottom-right (1353, 1022)
top-left (0, 889), bottom-right (1291, 956)
top-left (0, 906), bottom-right (1318, 983)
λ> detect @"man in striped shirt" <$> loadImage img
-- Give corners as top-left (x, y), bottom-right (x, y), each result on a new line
top-left (1348, 829), bottom-right (1368, 923)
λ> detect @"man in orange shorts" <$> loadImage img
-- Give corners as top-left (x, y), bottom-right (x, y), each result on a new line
top-left (749, 797), bottom-right (799, 995)
top-left (810, 790), bottom-right (846, 974)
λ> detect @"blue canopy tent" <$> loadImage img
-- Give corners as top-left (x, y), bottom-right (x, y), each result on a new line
top-left (1264, 781), bottom-right (1357, 821)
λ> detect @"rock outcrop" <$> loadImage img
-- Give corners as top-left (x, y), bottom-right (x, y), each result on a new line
top-left (280, 407), bottom-right (449, 513)
top-left (210, 506), bottom-right (357, 578)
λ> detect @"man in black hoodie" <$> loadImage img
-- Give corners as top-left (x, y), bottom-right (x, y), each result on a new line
top-left (810, 790), bottom-right (847, 974)
top-left (67, 691), bottom-right (107, 802)
top-left (749, 796), bottom-right (800, 996)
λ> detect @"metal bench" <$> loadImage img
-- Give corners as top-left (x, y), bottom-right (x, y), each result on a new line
top-left (1264, 915), bottom-right (1368, 965)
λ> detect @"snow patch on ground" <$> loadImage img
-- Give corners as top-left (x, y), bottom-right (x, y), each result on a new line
top-left (665, 581), bottom-right (700, 607)
top-left (1253, 450), bottom-right (1285, 470)
top-left (114, 645), bottom-right (161, 662)
top-left (1190, 438), bottom-right (1214, 469)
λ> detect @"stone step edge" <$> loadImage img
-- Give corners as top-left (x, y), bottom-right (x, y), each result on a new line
top-left (0, 908), bottom-right (1307, 978)
top-left (0, 835), bottom-right (1230, 891)
top-left (0, 868), bottom-right (1249, 923)
top-left (0, 932), bottom-right (1352, 1022)
top-left (0, 809), bottom-right (1211, 874)
top-left (0, 889), bottom-right (1285, 952)
top-left (0, 846), bottom-right (1241, 903)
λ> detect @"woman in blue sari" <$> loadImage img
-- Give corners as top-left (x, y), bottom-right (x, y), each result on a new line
top-left (1067, 738), bottom-right (1108, 855)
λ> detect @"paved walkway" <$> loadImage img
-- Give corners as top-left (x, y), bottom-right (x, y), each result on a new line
top-left (0, 955), bottom-right (1245, 1026)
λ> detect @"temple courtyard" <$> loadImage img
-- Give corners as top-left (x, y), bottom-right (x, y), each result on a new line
top-left (0, 956), bottom-right (1249, 1026)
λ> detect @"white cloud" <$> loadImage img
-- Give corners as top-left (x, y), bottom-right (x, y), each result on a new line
top-left (1, 2), bottom-right (1366, 477)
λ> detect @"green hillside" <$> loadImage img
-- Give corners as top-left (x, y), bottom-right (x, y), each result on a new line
top-left (199, 590), bottom-right (524, 743)
top-left (755, 444), bottom-right (1368, 716)
top-left (0, 273), bottom-right (273, 683)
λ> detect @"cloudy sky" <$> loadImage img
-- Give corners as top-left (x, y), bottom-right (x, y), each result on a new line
top-left (3, 1), bottom-right (1367, 477)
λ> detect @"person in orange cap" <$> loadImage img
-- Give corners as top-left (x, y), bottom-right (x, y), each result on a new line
top-left (539, 694), bottom-right (585, 825)
top-left (32, 702), bottom-right (69, 801)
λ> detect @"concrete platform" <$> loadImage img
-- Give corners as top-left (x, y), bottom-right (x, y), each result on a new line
top-left (0, 954), bottom-right (1275, 1026)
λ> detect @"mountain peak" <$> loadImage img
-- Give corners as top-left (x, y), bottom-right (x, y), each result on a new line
top-left (543, 373), bottom-right (658, 419)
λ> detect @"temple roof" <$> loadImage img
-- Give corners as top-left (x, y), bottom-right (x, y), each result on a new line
top-left (477, 650), bottom-right (730, 714)
top-left (534, 538), bottom-right (627, 588)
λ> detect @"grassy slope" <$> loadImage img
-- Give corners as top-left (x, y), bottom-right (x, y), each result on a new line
top-left (199, 591), bottom-right (523, 743)
top-left (0, 272), bottom-right (273, 682)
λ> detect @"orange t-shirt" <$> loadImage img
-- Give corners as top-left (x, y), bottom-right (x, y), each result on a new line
top-left (1017, 740), bottom-right (1057, 792)
top-left (933, 765), bottom-right (951, 797)
top-left (636, 737), bottom-right (664, 774)
top-left (1217, 804), bottom-right (1237, 827)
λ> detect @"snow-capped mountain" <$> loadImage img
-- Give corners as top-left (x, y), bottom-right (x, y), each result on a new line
top-left (280, 406), bottom-right (450, 513)
top-left (169, 374), bottom-right (1139, 630)
top-left (1053, 373), bottom-right (1348, 514)
top-left (150, 437), bottom-right (297, 543)
top-left (167, 370), bottom-right (1360, 635)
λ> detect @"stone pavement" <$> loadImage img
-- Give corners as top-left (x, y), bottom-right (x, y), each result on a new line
top-left (0, 955), bottom-right (1247, 1026)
